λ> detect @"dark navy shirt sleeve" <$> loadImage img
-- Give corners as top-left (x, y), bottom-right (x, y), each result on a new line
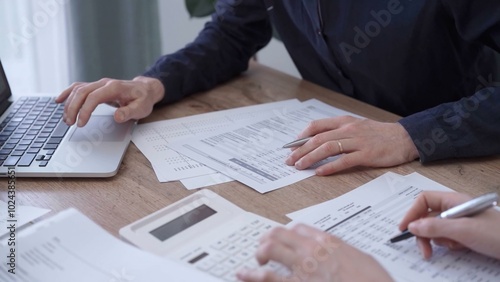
top-left (142, 0), bottom-right (272, 105)
top-left (399, 0), bottom-right (500, 162)
top-left (399, 87), bottom-right (500, 162)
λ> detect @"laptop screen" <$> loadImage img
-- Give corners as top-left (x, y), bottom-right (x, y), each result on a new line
top-left (0, 60), bottom-right (13, 114)
top-left (0, 77), bottom-right (5, 94)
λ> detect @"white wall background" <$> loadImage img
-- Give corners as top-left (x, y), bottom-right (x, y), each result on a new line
top-left (157, 1), bottom-right (300, 78)
top-left (0, 0), bottom-right (69, 95)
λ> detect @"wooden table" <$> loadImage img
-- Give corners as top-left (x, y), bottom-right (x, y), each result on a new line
top-left (14, 63), bottom-right (500, 236)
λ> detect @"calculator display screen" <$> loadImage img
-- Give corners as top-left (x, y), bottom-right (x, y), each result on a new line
top-left (150, 204), bottom-right (217, 241)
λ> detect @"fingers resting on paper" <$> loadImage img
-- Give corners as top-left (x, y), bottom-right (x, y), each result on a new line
top-left (56, 76), bottom-right (164, 127)
top-left (285, 116), bottom-right (419, 175)
top-left (237, 224), bottom-right (393, 282)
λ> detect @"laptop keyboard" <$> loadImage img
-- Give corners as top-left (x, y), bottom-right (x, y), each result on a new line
top-left (0, 97), bottom-right (70, 167)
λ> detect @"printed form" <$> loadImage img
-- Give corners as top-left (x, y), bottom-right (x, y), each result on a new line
top-left (132, 99), bottom-right (301, 186)
top-left (289, 172), bottom-right (500, 281)
top-left (168, 99), bottom-right (360, 193)
top-left (0, 208), bottom-right (220, 282)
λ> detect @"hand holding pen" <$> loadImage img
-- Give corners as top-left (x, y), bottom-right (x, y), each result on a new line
top-left (393, 191), bottom-right (500, 260)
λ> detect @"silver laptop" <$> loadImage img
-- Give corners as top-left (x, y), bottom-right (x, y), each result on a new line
top-left (0, 59), bottom-right (135, 177)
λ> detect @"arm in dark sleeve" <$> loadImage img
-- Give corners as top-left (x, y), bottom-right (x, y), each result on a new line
top-left (399, 0), bottom-right (500, 162)
top-left (439, 0), bottom-right (500, 49)
top-left (142, 0), bottom-right (272, 105)
top-left (399, 87), bottom-right (500, 162)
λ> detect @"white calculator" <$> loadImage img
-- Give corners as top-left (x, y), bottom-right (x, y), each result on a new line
top-left (120, 190), bottom-right (287, 281)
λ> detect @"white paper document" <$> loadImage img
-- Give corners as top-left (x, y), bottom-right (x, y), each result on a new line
top-left (0, 208), bottom-right (220, 282)
top-left (287, 171), bottom-right (407, 219)
top-left (168, 99), bottom-right (359, 193)
top-left (132, 99), bottom-right (301, 184)
top-left (0, 201), bottom-right (50, 237)
top-left (289, 172), bottom-right (500, 281)
top-left (180, 172), bottom-right (233, 190)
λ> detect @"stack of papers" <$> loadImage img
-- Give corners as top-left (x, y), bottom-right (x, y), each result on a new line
top-left (0, 208), bottom-right (220, 281)
top-left (288, 172), bottom-right (500, 281)
top-left (133, 100), bottom-right (301, 185)
top-left (133, 99), bottom-right (360, 192)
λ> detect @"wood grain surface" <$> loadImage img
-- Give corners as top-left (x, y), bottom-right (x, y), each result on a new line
top-left (10, 63), bottom-right (500, 237)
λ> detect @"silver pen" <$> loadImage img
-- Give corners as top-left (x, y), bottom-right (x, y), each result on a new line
top-left (389, 192), bottom-right (499, 243)
top-left (282, 136), bottom-right (313, 148)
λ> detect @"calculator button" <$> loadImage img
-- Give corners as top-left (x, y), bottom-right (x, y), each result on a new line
top-left (222, 244), bottom-right (239, 255)
top-left (211, 239), bottom-right (228, 250)
top-left (187, 251), bottom-right (209, 264)
top-left (234, 237), bottom-right (253, 248)
top-left (265, 261), bottom-right (283, 271)
top-left (242, 259), bottom-right (259, 270)
top-left (236, 249), bottom-right (253, 261)
top-left (196, 258), bottom-right (217, 271)
top-left (226, 232), bottom-right (240, 242)
top-left (249, 242), bottom-right (260, 252)
top-left (210, 265), bottom-right (230, 277)
top-left (249, 219), bottom-right (263, 229)
top-left (260, 224), bottom-right (274, 232)
top-left (263, 261), bottom-right (290, 276)
top-left (211, 252), bottom-right (226, 262)
top-left (238, 225), bottom-right (252, 235)
top-left (249, 230), bottom-right (264, 240)
top-left (222, 257), bottom-right (242, 269)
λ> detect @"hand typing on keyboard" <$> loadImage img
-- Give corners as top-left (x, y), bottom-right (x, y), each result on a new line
top-left (56, 76), bottom-right (164, 127)
top-left (236, 224), bottom-right (393, 282)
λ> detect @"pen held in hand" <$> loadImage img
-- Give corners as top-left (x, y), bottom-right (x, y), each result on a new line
top-left (389, 192), bottom-right (498, 243)
top-left (282, 136), bottom-right (313, 148)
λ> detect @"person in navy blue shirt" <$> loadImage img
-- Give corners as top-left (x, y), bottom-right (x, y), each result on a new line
top-left (57, 0), bottom-right (500, 175)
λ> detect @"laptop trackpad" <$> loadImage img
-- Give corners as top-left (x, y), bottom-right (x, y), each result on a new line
top-left (69, 115), bottom-right (129, 142)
